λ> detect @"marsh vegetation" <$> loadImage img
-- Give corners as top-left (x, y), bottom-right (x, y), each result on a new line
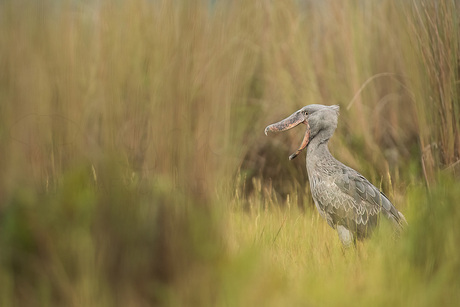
top-left (1, 0), bottom-right (460, 306)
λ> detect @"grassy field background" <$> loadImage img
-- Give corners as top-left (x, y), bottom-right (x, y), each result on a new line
top-left (1, 0), bottom-right (460, 306)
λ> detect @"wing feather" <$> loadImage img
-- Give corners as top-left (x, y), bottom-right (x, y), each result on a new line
top-left (334, 167), bottom-right (407, 230)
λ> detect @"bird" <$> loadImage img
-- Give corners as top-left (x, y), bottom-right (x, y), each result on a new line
top-left (264, 104), bottom-right (407, 247)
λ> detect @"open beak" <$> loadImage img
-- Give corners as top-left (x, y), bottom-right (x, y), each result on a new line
top-left (264, 111), bottom-right (310, 160)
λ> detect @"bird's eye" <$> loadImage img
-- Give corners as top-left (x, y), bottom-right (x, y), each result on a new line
top-left (303, 110), bottom-right (308, 116)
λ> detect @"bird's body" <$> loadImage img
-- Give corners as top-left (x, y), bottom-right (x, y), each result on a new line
top-left (306, 134), bottom-right (403, 246)
top-left (265, 104), bottom-right (406, 247)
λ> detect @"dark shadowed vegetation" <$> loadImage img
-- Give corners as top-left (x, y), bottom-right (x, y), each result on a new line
top-left (1, 0), bottom-right (460, 306)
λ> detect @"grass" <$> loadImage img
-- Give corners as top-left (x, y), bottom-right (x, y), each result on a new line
top-left (226, 177), bottom-right (460, 307)
top-left (1, 0), bottom-right (460, 306)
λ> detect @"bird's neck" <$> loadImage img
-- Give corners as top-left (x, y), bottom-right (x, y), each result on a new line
top-left (307, 136), bottom-right (332, 158)
top-left (305, 132), bottom-right (336, 176)
top-left (306, 127), bottom-right (334, 156)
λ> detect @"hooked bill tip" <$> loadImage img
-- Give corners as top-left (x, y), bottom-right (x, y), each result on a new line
top-left (264, 127), bottom-right (269, 136)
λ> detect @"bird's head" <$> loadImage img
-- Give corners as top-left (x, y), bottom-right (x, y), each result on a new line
top-left (264, 104), bottom-right (339, 160)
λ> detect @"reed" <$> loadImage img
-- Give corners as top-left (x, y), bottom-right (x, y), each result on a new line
top-left (0, 0), bottom-right (459, 305)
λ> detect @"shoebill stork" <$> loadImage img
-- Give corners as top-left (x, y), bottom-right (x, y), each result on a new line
top-left (265, 104), bottom-right (407, 247)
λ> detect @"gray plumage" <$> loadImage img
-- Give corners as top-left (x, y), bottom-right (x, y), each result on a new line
top-left (265, 104), bottom-right (407, 247)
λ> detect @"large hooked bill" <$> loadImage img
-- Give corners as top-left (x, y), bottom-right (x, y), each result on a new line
top-left (264, 111), bottom-right (310, 160)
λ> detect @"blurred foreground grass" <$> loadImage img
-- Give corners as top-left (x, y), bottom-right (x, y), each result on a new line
top-left (1, 0), bottom-right (460, 306)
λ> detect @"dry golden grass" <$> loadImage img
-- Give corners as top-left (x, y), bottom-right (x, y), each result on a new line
top-left (1, 0), bottom-right (460, 306)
